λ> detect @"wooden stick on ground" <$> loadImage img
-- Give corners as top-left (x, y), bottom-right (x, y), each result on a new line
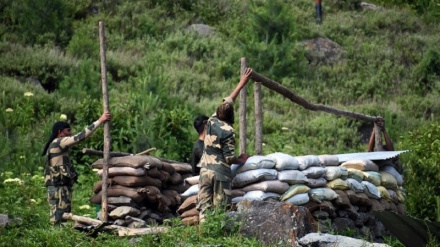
top-left (62, 213), bottom-right (168, 236)
top-left (249, 70), bottom-right (379, 122)
top-left (135, 148), bottom-right (156, 156)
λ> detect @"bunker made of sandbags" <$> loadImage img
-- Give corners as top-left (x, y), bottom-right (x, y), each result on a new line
top-left (177, 151), bottom-right (407, 240)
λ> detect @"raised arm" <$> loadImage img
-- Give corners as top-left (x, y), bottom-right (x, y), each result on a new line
top-left (227, 68), bottom-right (253, 102)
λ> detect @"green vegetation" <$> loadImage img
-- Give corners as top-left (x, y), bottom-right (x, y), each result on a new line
top-left (0, 0), bottom-right (439, 246)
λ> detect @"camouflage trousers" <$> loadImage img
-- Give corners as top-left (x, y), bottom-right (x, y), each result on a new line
top-left (47, 185), bottom-right (72, 225)
top-left (196, 168), bottom-right (232, 222)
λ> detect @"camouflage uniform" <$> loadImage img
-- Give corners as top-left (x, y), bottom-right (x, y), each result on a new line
top-left (197, 97), bottom-right (235, 221)
top-left (44, 121), bottom-right (101, 225)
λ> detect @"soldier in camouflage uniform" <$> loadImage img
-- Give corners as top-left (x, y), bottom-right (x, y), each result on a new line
top-left (197, 68), bottom-right (253, 223)
top-left (41, 112), bottom-right (111, 225)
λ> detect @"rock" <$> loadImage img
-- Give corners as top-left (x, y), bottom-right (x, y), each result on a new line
top-left (302, 38), bottom-right (345, 65)
top-left (298, 232), bottom-right (391, 247)
top-left (230, 200), bottom-right (317, 246)
top-left (0, 214), bottom-right (10, 228)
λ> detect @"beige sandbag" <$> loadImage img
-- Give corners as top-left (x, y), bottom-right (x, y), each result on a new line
top-left (377, 186), bottom-right (392, 202)
top-left (109, 206), bottom-right (141, 219)
top-left (181, 207), bottom-right (199, 218)
top-left (92, 155), bottom-right (161, 169)
top-left (112, 175), bottom-right (162, 188)
top-left (177, 195), bottom-right (197, 214)
top-left (379, 171), bottom-right (398, 190)
top-left (90, 185), bottom-right (147, 203)
top-left (147, 167), bottom-right (161, 178)
top-left (363, 171), bottom-right (382, 186)
top-left (340, 159), bottom-right (379, 172)
top-left (326, 178), bottom-right (349, 190)
top-left (97, 167), bottom-right (146, 177)
top-left (280, 184), bottom-right (311, 201)
top-left (241, 180), bottom-right (290, 194)
top-left (181, 215), bottom-right (199, 226)
top-left (169, 172), bottom-right (183, 185)
top-left (144, 185), bottom-right (161, 202)
top-left (347, 168), bottom-right (365, 182)
top-left (184, 175), bottom-right (199, 186)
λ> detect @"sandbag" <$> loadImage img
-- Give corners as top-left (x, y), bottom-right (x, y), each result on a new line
top-left (241, 180), bottom-right (290, 194)
top-left (161, 162), bottom-right (176, 174)
top-left (308, 188), bottom-right (338, 203)
top-left (280, 184), bottom-right (310, 201)
top-left (302, 166), bottom-right (326, 179)
top-left (109, 206), bottom-right (141, 219)
top-left (235, 155), bottom-right (276, 173)
top-left (325, 167), bottom-right (343, 181)
top-left (90, 185), bottom-right (147, 203)
top-left (306, 177), bottom-right (328, 188)
top-left (243, 190), bottom-right (280, 201)
top-left (379, 171), bottom-right (398, 190)
top-left (318, 154), bottom-right (339, 166)
top-left (112, 175), bottom-right (162, 188)
top-left (380, 165), bottom-right (403, 186)
top-left (361, 181), bottom-right (381, 199)
top-left (180, 207), bottom-right (199, 218)
top-left (340, 159), bottom-right (379, 172)
top-left (232, 196), bottom-right (244, 203)
top-left (93, 179), bottom-right (114, 193)
top-left (295, 155), bottom-right (321, 170)
top-left (181, 215), bottom-right (199, 226)
top-left (326, 178), bottom-right (349, 190)
top-left (387, 189), bottom-right (399, 203)
top-left (144, 185), bottom-right (161, 203)
top-left (266, 152), bottom-right (299, 170)
top-left (169, 172), bottom-right (183, 185)
top-left (231, 189), bottom-right (246, 198)
top-left (332, 190), bottom-right (352, 208)
top-left (347, 168), bottom-right (365, 182)
top-left (285, 193), bottom-right (309, 205)
top-left (377, 186), bottom-right (392, 202)
top-left (370, 199), bottom-right (385, 211)
top-left (162, 189), bottom-right (182, 206)
top-left (346, 178), bottom-right (364, 193)
top-left (396, 188), bottom-right (406, 203)
top-left (363, 171), bottom-right (381, 186)
top-left (92, 155), bottom-right (161, 169)
top-left (147, 167), bottom-right (161, 178)
top-left (97, 167), bottom-right (147, 177)
top-left (177, 195), bottom-right (197, 214)
top-left (181, 184), bottom-right (199, 197)
top-left (166, 162), bottom-right (192, 173)
top-left (232, 169), bottom-right (278, 188)
top-left (277, 170), bottom-right (309, 185)
top-left (184, 175), bottom-right (199, 186)
top-left (159, 170), bottom-right (171, 183)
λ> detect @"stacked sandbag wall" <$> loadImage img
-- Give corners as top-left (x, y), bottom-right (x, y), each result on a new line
top-left (177, 152), bottom-right (406, 238)
top-left (89, 155), bottom-right (192, 227)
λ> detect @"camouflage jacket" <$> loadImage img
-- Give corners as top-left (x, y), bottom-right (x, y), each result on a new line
top-left (44, 121), bottom-right (101, 186)
top-left (200, 97), bottom-right (236, 181)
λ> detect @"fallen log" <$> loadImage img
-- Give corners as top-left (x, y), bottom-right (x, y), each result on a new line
top-left (62, 213), bottom-right (168, 236)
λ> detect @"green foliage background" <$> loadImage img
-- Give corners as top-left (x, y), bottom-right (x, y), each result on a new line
top-left (0, 0), bottom-right (439, 245)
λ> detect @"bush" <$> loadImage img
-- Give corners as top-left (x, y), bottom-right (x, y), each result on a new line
top-left (401, 123), bottom-right (440, 222)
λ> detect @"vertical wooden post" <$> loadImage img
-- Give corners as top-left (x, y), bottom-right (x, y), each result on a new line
top-left (254, 80), bottom-right (263, 155)
top-left (374, 125), bottom-right (383, 151)
top-left (99, 21), bottom-right (111, 222)
top-left (239, 58), bottom-right (247, 154)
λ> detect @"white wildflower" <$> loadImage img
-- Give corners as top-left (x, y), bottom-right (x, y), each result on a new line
top-left (6, 108), bottom-right (13, 112)
top-left (24, 92), bottom-right (34, 97)
top-left (60, 114), bottom-right (67, 121)
top-left (79, 205), bottom-right (91, 210)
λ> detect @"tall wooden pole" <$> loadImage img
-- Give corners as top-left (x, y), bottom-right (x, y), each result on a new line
top-left (239, 58), bottom-right (247, 154)
top-left (374, 125), bottom-right (384, 151)
top-left (254, 80), bottom-right (263, 155)
top-left (99, 21), bottom-right (111, 222)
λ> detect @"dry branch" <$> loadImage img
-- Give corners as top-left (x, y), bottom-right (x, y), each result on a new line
top-left (250, 71), bottom-right (378, 122)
